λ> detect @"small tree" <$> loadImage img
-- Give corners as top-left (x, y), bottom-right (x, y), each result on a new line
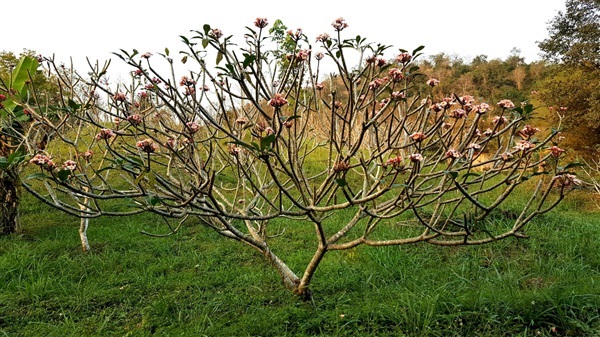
top-left (20, 18), bottom-right (579, 298)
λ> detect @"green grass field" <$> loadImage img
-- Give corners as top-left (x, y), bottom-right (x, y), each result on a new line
top-left (1, 189), bottom-right (599, 336)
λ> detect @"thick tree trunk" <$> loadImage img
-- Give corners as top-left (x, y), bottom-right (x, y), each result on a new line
top-left (0, 173), bottom-right (21, 235)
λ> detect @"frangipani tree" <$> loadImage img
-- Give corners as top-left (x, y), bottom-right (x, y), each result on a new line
top-left (20, 18), bottom-right (580, 298)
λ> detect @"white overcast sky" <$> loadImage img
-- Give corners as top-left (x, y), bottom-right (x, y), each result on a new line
top-left (4, 0), bottom-right (564, 78)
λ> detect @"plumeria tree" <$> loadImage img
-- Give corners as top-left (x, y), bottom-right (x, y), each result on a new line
top-left (18, 18), bottom-right (581, 298)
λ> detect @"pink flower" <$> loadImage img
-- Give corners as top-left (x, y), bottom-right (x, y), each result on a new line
top-left (137, 91), bottom-right (149, 99)
top-left (451, 109), bottom-right (467, 119)
top-left (316, 83), bottom-right (325, 91)
top-left (391, 91), bottom-right (406, 100)
top-left (333, 161), bottom-right (350, 173)
top-left (446, 150), bottom-right (461, 159)
top-left (385, 156), bottom-right (403, 169)
top-left (210, 29), bottom-right (223, 39)
top-left (136, 138), bottom-right (158, 153)
top-left (113, 92), bottom-right (127, 102)
top-left (501, 152), bottom-right (514, 161)
top-left (368, 78), bottom-right (386, 90)
top-left (467, 143), bottom-right (481, 151)
top-left (513, 140), bottom-right (535, 152)
top-left (474, 103), bottom-right (490, 114)
top-left (314, 52), bottom-right (324, 61)
top-left (426, 78), bottom-right (440, 87)
top-left (180, 76), bottom-right (196, 87)
top-left (269, 93), bottom-right (288, 108)
top-left (410, 132), bottom-right (426, 142)
top-left (460, 95), bottom-right (475, 105)
top-left (236, 117), bottom-right (248, 126)
top-left (388, 68), bottom-right (405, 82)
top-left (429, 103), bottom-right (444, 113)
top-left (316, 33), bottom-right (330, 42)
top-left (492, 116), bottom-right (509, 125)
top-left (497, 99), bottom-right (515, 109)
top-left (165, 138), bottom-right (177, 150)
top-left (396, 52), bottom-right (412, 64)
top-left (133, 69), bottom-right (144, 77)
top-left (517, 125), bottom-right (540, 140)
top-left (409, 153), bottom-right (423, 163)
top-left (254, 18), bottom-right (268, 28)
top-left (549, 146), bottom-right (565, 158)
top-left (29, 154), bottom-right (55, 171)
top-left (553, 174), bottom-right (582, 187)
top-left (79, 150), bottom-right (93, 161)
top-left (29, 154), bottom-right (50, 166)
top-left (141, 52), bottom-right (152, 59)
top-left (0, 94), bottom-right (6, 101)
top-left (186, 121), bottom-right (200, 133)
top-left (127, 114), bottom-right (143, 126)
top-left (229, 144), bottom-right (242, 156)
top-left (62, 160), bottom-right (77, 171)
top-left (96, 128), bottom-right (115, 140)
top-left (332, 17), bottom-right (348, 31)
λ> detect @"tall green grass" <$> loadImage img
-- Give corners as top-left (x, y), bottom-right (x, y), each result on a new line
top-left (1, 189), bottom-right (598, 336)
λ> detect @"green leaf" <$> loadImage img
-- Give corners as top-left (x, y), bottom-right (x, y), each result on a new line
top-left (146, 195), bottom-right (162, 206)
top-left (7, 151), bottom-right (25, 165)
top-left (243, 54), bottom-right (256, 68)
top-left (560, 162), bottom-right (585, 171)
top-left (216, 51), bottom-right (223, 65)
top-left (444, 170), bottom-right (459, 179)
top-left (260, 134), bottom-right (275, 151)
top-left (203, 24), bottom-right (211, 35)
top-left (202, 38), bottom-right (209, 49)
top-left (57, 169), bottom-right (71, 182)
top-left (67, 99), bottom-right (81, 112)
top-left (181, 55), bottom-right (188, 64)
top-left (335, 178), bottom-right (347, 187)
top-left (412, 45), bottom-right (425, 55)
top-left (2, 56), bottom-right (39, 113)
top-left (24, 172), bottom-right (47, 181)
top-left (164, 47), bottom-right (170, 56)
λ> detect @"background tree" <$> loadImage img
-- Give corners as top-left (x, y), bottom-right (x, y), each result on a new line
top-left (0, 51), bottom-right (62, 235)
top-left (536, 0), bottom-right (600, 152)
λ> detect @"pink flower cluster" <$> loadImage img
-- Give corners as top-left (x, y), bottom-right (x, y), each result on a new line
top-left (388, 68), bottom-right (404, 82)
top-left (29, 154), bottom-right (55, 171)
top-left (426, 78), bottom-right (440, 87)
top-left (446, 149), bottom-right (462, 159)
top-left (96, 128), bottom-right (115, 140)
top-left (385, 156), bottom-right (403, 169)
top-left (409, 153), bottom-right (423, 163)
top-left (332, 18), bottom-right (348, 31)
top-left (396, 53), bottom-right (412, 64)
top-left (62, 160), bottom-right (77, 171)
top-left (269, 93), bottom-right (288, 108)
top-left (127, 114), bottom-right (143, 126)
top-left (136, 138), bottom-right (158, 153)
top-left (186, 121), bottom-right (201, 133)
top-left (553, 174), bottom-right (582, 187)
top-left (254, 18), bottom-right (268, 28)
top-left (497, 99), bottom-right (515, 109)
top-left (79, 150), bottom-right (93, 161)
